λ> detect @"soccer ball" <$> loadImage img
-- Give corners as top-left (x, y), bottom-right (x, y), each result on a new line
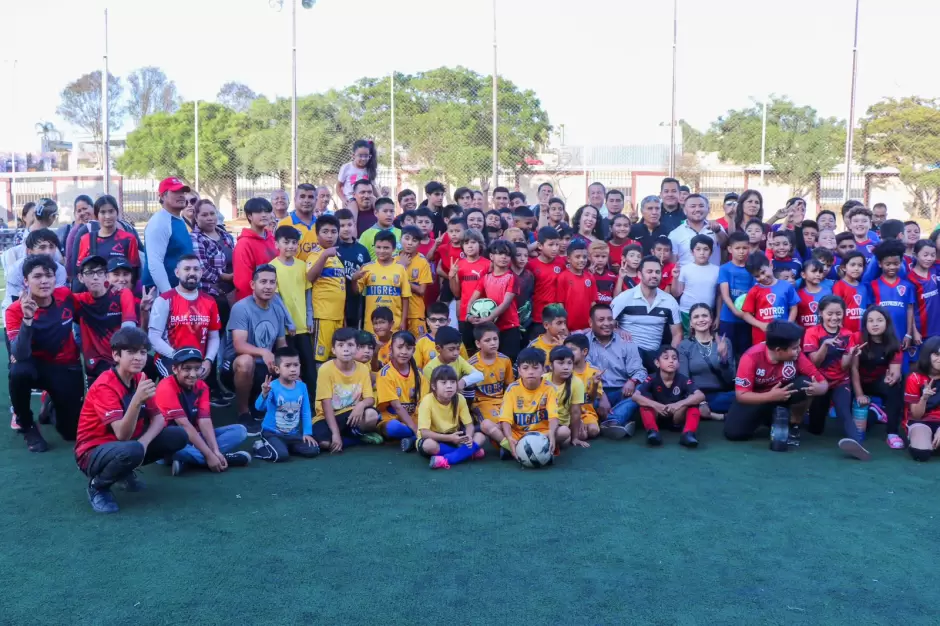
top-left (734, 294), bottom-right (746, 310)
top-left (468, 298), bottom-right (498, 319)
top-left (516, 432), bottom-right (552, 468)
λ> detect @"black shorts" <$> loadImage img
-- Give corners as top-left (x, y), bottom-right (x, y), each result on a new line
top-left (723, 375), bottom-right (812, 441)
top-left (220, 357), bottom-right (268, 398)
top-left (310, 410), bottom-right (351, 442)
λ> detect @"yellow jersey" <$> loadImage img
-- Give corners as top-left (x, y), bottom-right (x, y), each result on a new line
top-left (423, 355), bottom-right (476, 383)
top-left (376, 362), bottom-right (422, 419)
top-left (417, 393), bottom-right (472, 436)
top-left (573, 364), bottom-right (602, 423)
top-left (270, 258), bottom-right (311, 334)
top-left (278, 213), bottom-right (318, 261)
top-left (542, 373), bottom-right (585, 427)
top-left (357, 261), bottom-right (411, 333)
top-left (468, 352), bottom-right (514, 420)
top-left (415, 333), bottom-right (468, 370)
top-left (397, 254), bottom-right (433, 321)
top-left (375, 338), bottom-right (391, 370)
top-left (528, 335), bottom-right (563, 364)
top-left (313, 360), bottom-right (373, 423)
top-left (499, 380), bottom-right (559, 436)
top-left (306, 245), bottom-right (346, 321)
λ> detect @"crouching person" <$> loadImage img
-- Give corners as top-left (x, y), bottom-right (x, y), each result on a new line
top-left (74, 328), bottom-right (188, 514)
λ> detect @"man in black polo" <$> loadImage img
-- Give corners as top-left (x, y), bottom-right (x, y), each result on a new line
top-left (659, 177), bottom-right (685, 234)
top-left (629, 196), bottom-right (670, 255)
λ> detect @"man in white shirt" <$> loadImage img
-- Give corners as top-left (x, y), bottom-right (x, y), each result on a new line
top-left (668, 194), bottom-right (726, 269)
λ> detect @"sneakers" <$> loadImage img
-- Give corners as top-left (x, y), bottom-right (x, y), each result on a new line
top-left (171, 460), bottom-right (185, 476)
top-left (472, 448), bottom-right (485, 460)
top-left (359, 432), bottom-right (384, 445)
top-left (400, 437), bottom-right (417, 453)
top-left (118, 470), bottom-right (146, 492)
top-left (87, 483), bottom-right (119, 514)
top-left (499, 447), bottom-right (514, 461)
top-left (886, 434), bottom-right (905, 449)
top-left (10, 410), bottom-right (20, 431)
top-left (238, 413), bottom-right (262, 437)
top-left (600, 420), bottom-right (628, 440)
top-left (646, 430), bottom-right (663, 447)
top-left (428, 455), bottom-right (451, 469)
top-left (679, 431), bottom-right (699, 448)
top-left (624, 421), bottom-right (637, 438)
top-left (224, 451), bottom-right (252, 467)
top-left (22, 424), bottom-right (49, 453)
top-left (220, 387), bottom-right (236, 401)
top-left (209, 392), bottom-right (231, 408)
top-left (787, 424), bottom-right (802, 447)
top-left (838, 438), bottom-right (872, 461)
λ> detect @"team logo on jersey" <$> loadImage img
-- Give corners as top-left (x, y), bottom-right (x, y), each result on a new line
top-left (316, 345), bottom-right (325, 356)
top-left (585, 279), bottom-right (592, 287)
top-left (897, 285), bottom-right (907, 297)
top-left (766, 293), bottom-right (776, 306)
top-left (809, 301), bottom-right (818, 313)
top-left (411, 269), bottom-right (419, 279)
top-left (867, 245), bottom-right (874, 253)
top-left (672, 387), bottom-right (680, 396)
top-left (60, 308), bottom-right (73, 322)
top-left (109, 301), bottom-right (121, 313)
top-left (357, 254), bottom-right (364, 263)
top-left (734, 377), bottom-right (751, 388)
top-left (853, 294), bottom-right (862, 306)
top-left (112, 243), bottom-right (125, 256)
top-left (393, 275), bottom-right (400, 285)
top-left (517, 397), bottom-right (524, 409)
top-left (553, 266), bottom-right (561, 274)
top-left (781, 363), bottom-right (796, 379)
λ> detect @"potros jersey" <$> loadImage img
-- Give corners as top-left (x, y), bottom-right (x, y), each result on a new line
top-left (795, 286), bottom-right (831, 329)
top-left (734, 343), bottom-right (822, 394)
top-left (832, 280), bottom-right (864, 333)
top-left (741, 280), bottom-right (798, 343)
top-left (867, 276), bottom-right (913, 341)
top-left (802, 325), bottom-right (854, 385)
top-left (907, 270), bottom-right (940, 339)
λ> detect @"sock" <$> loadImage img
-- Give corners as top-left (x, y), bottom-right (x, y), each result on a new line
top-left (442, 442), bottom-right (478, 466)
top-left (499, 438), bottom-right (512, 451)
top-left (385, 420), bottom-right (414, 439)
top-left (683, 407), bottom-right (701, 433)
top-left (639, 407), bottom-right (659, 432)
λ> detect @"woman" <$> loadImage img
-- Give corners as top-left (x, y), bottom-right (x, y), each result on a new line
top-left (730, 190), bottom-right (764, 232)
top-left (678, 303), bottom-right (736, 420)
top-left (191, 199), bottom-right (236, 329)
top-left (571, 204), bottom-right (603, 245)
top-left (58, 194), bottom-right (94, 257)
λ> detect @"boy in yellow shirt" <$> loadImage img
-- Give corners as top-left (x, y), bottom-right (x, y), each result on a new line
top-left (528, 304), bottom-right (568, 364)
top-left (415, 302), bottom-right (468, 369)
top-left (271, 225), bottom-right (315, 390)
top-left (421, 326), bottom-right (484, 406)
top-left (563, 334), bottom-right (604, 440)
top-left (304, 215), bottom-right (346, 363)
top-left (396, 226), bottom-right (433, 338)
top-left (499, 347), bottom-right (560, 460)
top-left (370, 307), bottom-right (394, 371)
top-left (353, 231), bottom-right (410, 334)
top-left (468, 322), bottom-right (514, 449)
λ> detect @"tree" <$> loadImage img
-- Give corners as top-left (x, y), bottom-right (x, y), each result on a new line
top-left (217, 82), bottom-right (258, 113)
top-left (705, 96), bottom-right (845, 197)
top-left (858, 97), bottom-right (940, 222)
top-left (116, 102), bottom-right (243, 207)
top-left (35, 121), bottom-right (62, 150)
top-left (56, 71), bottom-right (123, 167)
top-left (679, 119), bottom-right (705, 154)
top-left (127, 66), bottom-right (181, 125)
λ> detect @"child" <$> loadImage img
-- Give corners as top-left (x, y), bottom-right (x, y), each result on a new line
top-left (468, 322), bottom-right (515, 451)
top-left (336, 139), bottom-right (377, 203)
top-left (466, 240), bottom-right (521, 359)
top-left (271, 225), bottom-right (315, 389)
top-left (555, 240), bottom-right (598, 332)
top-left (801, 220), bottom-right (819, 251)
top-left (833, 250), bottom-right (866, 333)
top-left (436, 218), bottom-right (467, 319)
top-left (812, 247), bottom-right (838, 285)
top-left (75, 198), bottom-right (141, 281)
top-left (589, 241), bottom-right (617, 305)
top-left (775, 267), bottom-right (797, 286)
top-left (904, 336), bottom-right (940, 461)
top-left (544, 346), bottom-right (581, 448)
top-left (632, 345), bottom-right (705, 448)
top-left (370, 306), bottom-right (394, 370)
top-left (421, 326), bottom-right (484, 405)
top-left (353, 230), bottom-right (411, 334)
top-left (867, 240), bottom-right (913, 349)
top-left (769, 230), bottom-right (802, 277)
top-left (528, 304), bottom-right (569, 363)
top-left (498, 347), bottom-right (560, 459)
top-left (450, 229), bottom-right (491, 353)
top-left (415, 302), bottom-right (469, 369)
top-left (652, 236), bottom-right (677, 291)
top-left (558, 225), bottom-right (573, 257)
top-left (543, 198), bottom-right (567, 231)
top-left (816, 210), bottom-right (837, 232)
top-left (613, 243), bottom-right (642, 296)
top-left (851, 306), bottom-right (903, 448)
top-left (418, 365), bottom-right (487, 469)
top-left (333, 208), bottom-right (370, 330)
top-left (908, 240), bottom-right (940, 348)
top-left (672, 234), bottom-right (720, 332)
top-left (397, 226), bottom-right (433, 338)
top-left (376, 330), bottom-right (422, 451)
top-left (847, 206), bottom-right (877, 262)
top-left (744, 219), bottom-right (765, 254)
top-left (253, 347), bottom-right (320, 462)
top-left (512, 242), bottom-right (536, 338)
top-left (835, 232), bottom-right (858, 260)
top-left (817, 229), bottom-right (837, 253)
top-left (359, 197), bottom-right (401, 261)
top-left (564, 334), bottom-right (604, 440)
top-left (795, 259), bottom-right (831, 329)
top-left (607, 214), bottom-right (635, 269)
top-left (526, 227), bottom-right (563, 341)
top-left (802, 296), bottom-right (867, 459)
top-left (903, 221), bottom-right (921, 268)
top-left (741, 252), bottom-right (799, 343)
top-left (717, 231), bottom-right (755, 358)
top-left (354, 330), bottom-right (378, 390)
top-left (305, 215), bottom-right (345, 364)
top-left (313, 327), bottom-right (382, 451)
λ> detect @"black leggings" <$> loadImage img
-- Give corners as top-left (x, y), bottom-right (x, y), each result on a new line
top-left (286, 334), bottom-right (318, 394)
top-left (724, 375), bottom-right (811, 441)
top-left (860, 378), bottom-right (903, 435)
top-left (10, 360), bottom-right (85, 439)
top-left (81, 427), bottom-right (188, 488)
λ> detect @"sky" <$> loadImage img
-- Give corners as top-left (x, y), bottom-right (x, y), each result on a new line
top-left (1, 0), bottom-right (938, 153)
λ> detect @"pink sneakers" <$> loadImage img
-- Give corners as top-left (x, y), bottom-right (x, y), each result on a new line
top-left (428, 456), bottom-right (451, 470)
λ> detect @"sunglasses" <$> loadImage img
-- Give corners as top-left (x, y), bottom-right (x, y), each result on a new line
top-left (186, 198), bottom-right (198, 206)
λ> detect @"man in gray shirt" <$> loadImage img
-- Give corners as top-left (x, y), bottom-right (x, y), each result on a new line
top-left (583, 303), bottom-right (647, 439)
top-left (221, 264), bottom-right (288, 434)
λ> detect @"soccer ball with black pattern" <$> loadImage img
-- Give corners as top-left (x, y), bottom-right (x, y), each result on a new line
top-left (515, 432), bottom-right (552, 468)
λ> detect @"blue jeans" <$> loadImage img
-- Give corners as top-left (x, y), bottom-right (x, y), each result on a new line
top-left (604, 388), bottom-right (637, 426)
top-left (704, 390), bottom-right (736, 414)
top-left (174, 424), bottom-right (248, 466)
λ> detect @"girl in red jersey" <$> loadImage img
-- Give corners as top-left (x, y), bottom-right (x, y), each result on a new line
top-left (606, 214), bottom-right (635, 269)
top-left (832, 251), bottom-right (866, 333)
top-left (451, 229), bottom-right (491, 354)
top-left (851, 306), bottom-right (903, 449)
top-left (905, 336), bottom-right (940, 461)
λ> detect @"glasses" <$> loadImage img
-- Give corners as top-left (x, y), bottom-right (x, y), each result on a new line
top-left (81, 269), bottom-right (106, 278)
top-left (428, 317), bottom-right (449, 324)
top-left (186, 198), bottom-right (198, 206)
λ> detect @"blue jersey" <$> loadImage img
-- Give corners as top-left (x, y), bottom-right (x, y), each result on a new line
top-left (772, 257), bottom-right (802, 279)
top-left (867, 276), bottom-right (913, 341)
top-left (254, 379), bottom-right (313, 436)
top-left (855, 238), bottom-right (877, 262)
top-left (717, 262), bottom-right (755, 323)
top-left (909, 270), bottom-right (940, 339)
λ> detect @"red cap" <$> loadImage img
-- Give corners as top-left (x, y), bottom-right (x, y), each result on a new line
top-left (158, 177), bottom-right (191, 195)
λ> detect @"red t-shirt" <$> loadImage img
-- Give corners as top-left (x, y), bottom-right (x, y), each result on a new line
top-left (159, 290), bottom-right (222, 354)
top-left (734, 343), bottom-right (822, 394)
top-left (5, 286), bottom-right (80, 366)
top-left (833, 280), bottom-right (864, 333)
top-left (76, 229), bottom-right (141, 272)
top-left (527, 257), bottom-right (563, 323)
top-left (802, 326), bottom-right (854, 385)
top-left (593, 269), bottom-right (618, 305)
top-left (905, 372), bottom-right (940, 422)
top-left (556, 270), bottom-right (598, 331)
top-left (74, 369), bottom-right (158, 464)
top-left (456, 257), bottom-right (491, 320)
top-left (478, 270), bottom-right (520, 330)
top-left (659, 262), bottom-right (676, 290)
top-left (154, 376), bottom-right (211, 425)
top-left (795, 288), bottom-right (822, 329)
top-left (73, 288), bottom-right (138, 370)
top-left (607, 239), bottom-right (639, 271)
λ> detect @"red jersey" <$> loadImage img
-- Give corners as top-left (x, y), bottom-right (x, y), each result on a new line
top-left (593, 269), bottom-right (618, 305)
top-left (74, 369), bottom-right (158, 465)
top-left (76, 229), bottom-right (141, 272)
top-left (833, 280), bottom-right (864, 333)
top-left (527, 256), bottom-right (563, 323)
top-left (795, 287), bottom-right (827, 329)
top-left (801, 325), bottom-right (854, 385)
top-left (158, 289), bottom-right (222, 353)
top-left (556, 270), bottom-right (598, 331)
top-left (741, 281), bottom-right (798, 343)
top-left (659, 262), bottom-right (676, 290)
top-left (154, 376), bottom-right (211, 426)
top-left (72, 288), bottom-right (138, 370)
top-left (477, 270), bottom-right (520, 330)
top-left (437, 243), bottom-right (465, 276)
top-left (5, 286), bottom-right (80, 366)
top-left (456, 257), bottom-right (491, 320)
top-left (905, 372), bottom-right (940, 423)
top-left (734, 343), bottom-right (822, 394)
top-left (607, 239), bottom-right (640, 271)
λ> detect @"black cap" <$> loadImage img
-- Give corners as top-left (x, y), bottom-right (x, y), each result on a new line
top-left (723, 193), bottom-right (739, 203)
top-left (80, 255), bottom-right (107, 269)
top-left (172, 347), bottom-right (203, 364)
top-left (107, 257), bottom-right (132, 272)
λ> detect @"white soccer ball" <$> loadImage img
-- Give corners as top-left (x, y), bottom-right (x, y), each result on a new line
top-left (516, 432), bottom-right (552, 468)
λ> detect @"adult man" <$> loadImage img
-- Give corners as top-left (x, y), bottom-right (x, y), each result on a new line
top-left (492, 186), bottom-right (511, 210)
top-left (587, 182), bottom-right (606, 217)
top-left (600, 188), bottom-right (626, 239)
top-left (154, 347), bottom-right (251, 476)
top-left (610, 256), bottom-right (682, 372)
top-left (221, 264), bottom-right (289, 434)
top-left (232, 197), bottom-right (277, 302)
top-left (584, 303), bottom-right (647, 439)
top-left (530, 182), bottom-right (553, 219)
top-left (872, 203), bottom-right (888, 232)
top-left (628, 196), bottom-right (670, 254)
top-left (315, 186), bottom-right (333, 217)
top-left (352, 179), bottom-right (377, 236)
top-left (6, 255), bottom-right (85, 451)
top-left (271, 189), bottom-right (290, 222)
top-left (148, 254), bottom-right (225, 405)
top-left (454, 187), bottom-right (474, 209)
top-left (398, 189), bottom-right (418, 212)
top-left (509, 191), bottom-right (527, 209)
top-left (668, 193), bottom-right (725, 269)
top-left (658, 177), bottom-right (685, 234)
top-left (278, 183), bottom-right (318, 261)
top-left (425, 181), bottom-right (448, 235)
top-left (143, 177), bottom-right (195, 294)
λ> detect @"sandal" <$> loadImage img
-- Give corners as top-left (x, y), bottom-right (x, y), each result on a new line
top-left (886, 434), bottom-right (905, 449)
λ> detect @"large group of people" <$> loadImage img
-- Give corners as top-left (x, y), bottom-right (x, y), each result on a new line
top-left (6, 139), bottom-right (940, 515)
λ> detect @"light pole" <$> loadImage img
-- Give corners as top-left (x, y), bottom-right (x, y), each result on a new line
top-left (843, 0), bottom-right (860, 202)
top-left (102, 8), bottom-right (110, 194)
top-left (668, 0), bottom-right (677, 178)
top-left (390, 71), bottom-right (396, 198)
top-left (760, 98), bottom-right (768, 185)
top-left (194, 100), bottom-right (200, 190)
top-left (9, 59), bottom-right (17, 213)
top-left (290, 0), bottom-right (298, 193)
top-left (491, 0), bottom-right (498, 186)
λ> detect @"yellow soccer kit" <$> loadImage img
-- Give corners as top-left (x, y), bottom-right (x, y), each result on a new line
top-left (415, 334), bottom-right (468, 370)
top-left (528, 335), bottom-right (563, 364)
top-left (468, 352), bottom-right (514, 422)
top-left (375, 338), bottom-right (391, 370)
top-left (398, 253), bottom-right (433, 329)
top-left (357, 261), bottom-right (411, 334)
top-left (376, 362), bottom-right (421, 423)
top-left (573, 364), bottom-right (601, 424)
top-left (278, 213), bottom-right (317, 261)
top-left (313, 360), bottom-right (373, 423)
top-left (306, 245), bottom-right (347, 361)
top-left (270, 258), bottom-right (311, 335)
top-left (417, 394), bottom-right (473, 445)
top-left (422, 355), bottom-right (476, 384)
top-left (542, 373), bottom-right (585, 427)
top-left (499, 380), bottom-right (559, 438)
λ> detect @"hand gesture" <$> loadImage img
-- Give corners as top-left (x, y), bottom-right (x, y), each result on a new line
top-left (262, 351), bottom-right (276, 372)
top-left (616, 329), bottom-right (634, 343)
top-left (397, 252), bottom-right (411, 267)
top-left (766, 382), bottom-right (794, 403)
top-left (448, 260), bottom-right (460, 280)
top-left (922, 384), bottom-right (936, 401)
top-left (134, 377), bottom-right (157, 404)
top-left (323, 246), bottom-right (338, 259)
top-left (773, 207), bottom-right (789, 221)
top-left (261, 374), bottom-right (273, 398)
top-left (717, 334), bottom-right (729, 362)
top-left (590, 369), bottom-right (604, 390)
top-left (481, 179), bottom-right (490, 193)
top-left (884, 368), bottom-right (900, 386)
top-left (352, 267), bottom-right (368, 283)
top-left (724, 200), bottom-right (737, 218)
top-left (19, 293), bottom-right (37, 320)
top-left (140, 287), bottom-right (158, 313)
top-left (848, 342), bottom-right (868, 359)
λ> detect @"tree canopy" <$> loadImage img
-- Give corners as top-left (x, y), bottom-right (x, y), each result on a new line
top-left (127, 67), bottom-right (181, 125)
top-left (56, 71), bottom-right (124, 167)
top-left (217, 82), bottom-right (258, 114)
